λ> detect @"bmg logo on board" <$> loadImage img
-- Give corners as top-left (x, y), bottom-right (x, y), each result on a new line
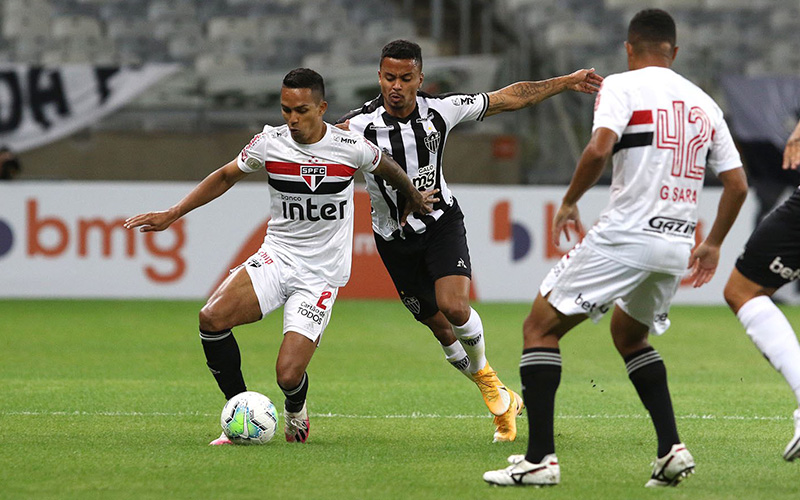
top-left (0, 199), bottom-right (186, 282)
top-left (0, 218), bottom-right (13, 257)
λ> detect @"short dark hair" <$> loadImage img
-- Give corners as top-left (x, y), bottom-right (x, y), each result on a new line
top-left (380, 39), bottom-right (422, 69)
top-left (628, 9), bottom-right (676, 49)
top-left (282, 68), bottom-right (325, 100)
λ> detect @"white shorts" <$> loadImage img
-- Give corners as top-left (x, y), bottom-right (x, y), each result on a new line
top-left (240, 243), bottom-right (339, 342)
top-left (539, 243), bottom-right (681, 335)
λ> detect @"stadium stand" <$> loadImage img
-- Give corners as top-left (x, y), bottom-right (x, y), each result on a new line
top-left (1, 0), bottom-right (796, 183)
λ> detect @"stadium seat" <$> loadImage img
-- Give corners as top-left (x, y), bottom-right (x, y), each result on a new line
top-left (106, 19), bottom-right (152, 41)
top-left (207, 16), bottom-right (262, 41)
top-left (2, 10), bottom-right (51, 39)
top-left (147, 0), bottom-right (197, 21)
top-left (194, 52), bottom-right (247, 74)
top-left (153, 19), bottom-right (203, 41)
top-left (167, 33), bottom-right (208, 61)
top-left (51, 15), bottom-right (103, 40)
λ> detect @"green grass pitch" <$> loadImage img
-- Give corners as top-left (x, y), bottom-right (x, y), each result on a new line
top-left (2, 299), bottom-right (799, 499)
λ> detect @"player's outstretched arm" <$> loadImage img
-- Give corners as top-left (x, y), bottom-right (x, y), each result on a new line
top-left (783, 119), bottom-right (800, 170)
top-left (686, 167), bottom-right (748, 288)
top-left (485, 68), bottom-right (603, 117)
top-left (124, 159), bottom-right (248, 232)
top-left (372, 154), bottom-right (439, 226)
top-left (552, 127), bottom-right (616, 246)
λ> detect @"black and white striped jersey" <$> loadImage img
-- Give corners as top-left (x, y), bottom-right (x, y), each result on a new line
top-left (341, 92), bottom-right (489, 240)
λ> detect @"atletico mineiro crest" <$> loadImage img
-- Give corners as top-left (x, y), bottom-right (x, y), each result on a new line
top-left (301, 165), bottom-right (326, 191)
top-left (424, 131), bottom-right (441, 154)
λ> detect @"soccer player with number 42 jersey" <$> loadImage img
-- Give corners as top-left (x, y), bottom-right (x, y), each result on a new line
top-left (125, 68), bottom-right (436, 446)
top-left (483, 9), bottom-right (748, 487)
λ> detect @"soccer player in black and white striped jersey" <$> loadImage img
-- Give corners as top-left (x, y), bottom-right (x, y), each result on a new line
top-left (339, 40), bottom-right (602, 443)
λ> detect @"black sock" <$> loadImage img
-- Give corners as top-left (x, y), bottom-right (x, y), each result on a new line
top-left (280, 372), bottom-right (309, 413)
top-left (200, 329), bottom-right (246, 400)
top-left (625, 346), bottom-right (680, 457)
top-left (520, 347), bottom-right (562, 464)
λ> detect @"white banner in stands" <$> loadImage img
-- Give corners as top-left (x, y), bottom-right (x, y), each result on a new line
top-left (0, 182), bottom-right (759, 304)
top-left (0, 64), bottom-right (179, 152)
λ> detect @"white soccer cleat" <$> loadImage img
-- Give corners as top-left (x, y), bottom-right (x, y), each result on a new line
top-left (209, 432), bottom-right (233, 446)
top-left (783, 408), bottom-right (800, 461)
top-left (483, 454), bottom-right (560, 486)
top-left (284, 402), bottom-right (310, 443)
top-left (645, 443), bottom-right (695, 487)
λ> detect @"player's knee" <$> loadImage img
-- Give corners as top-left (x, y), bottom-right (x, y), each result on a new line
top-left (199, 304), bottom-right (229, 332)
top-left (275, 363), bottom-right (304, 390)
top-left (438, 300), bottom-right (470, 326)
top-left (522, 313), bottom-right (548, 342)
top-left (723, 278), bottom-right (749, 313)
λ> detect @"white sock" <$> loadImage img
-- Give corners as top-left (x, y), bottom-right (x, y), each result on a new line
top-left (441, 340), bottom-right (472, 379)
top-left (452, 307), bottom-right (487, 374)
top-left (737, 296), bottom-right (800, 407)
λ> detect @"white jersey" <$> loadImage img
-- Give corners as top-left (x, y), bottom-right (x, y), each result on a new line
top-left (585, 66), bottom-right (742, 274)
top-left (342, 92), bottom-right (489, 240)
top-left (237, 123), bottom-right (381, 286)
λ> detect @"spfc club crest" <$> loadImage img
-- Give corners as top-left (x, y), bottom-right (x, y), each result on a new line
top-left (423, 131), bottom-right (441, 154)
top-left (301, 165), bottom-right (326, 191)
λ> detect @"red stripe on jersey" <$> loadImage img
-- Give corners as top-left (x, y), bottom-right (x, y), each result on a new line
top-left (628, 110), bottom-right (653, 125)
top-left (265, 161), bottom-right (358, 177)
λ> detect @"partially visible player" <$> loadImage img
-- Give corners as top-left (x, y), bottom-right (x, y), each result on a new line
top-left (724, 118), bottom-right (800, 461)
top-left (125, 68), bottom-right (436, 445)
top-left (339, 39), bottom-right (602, 443)
top-left (483, 9), bottom-right (748, 487)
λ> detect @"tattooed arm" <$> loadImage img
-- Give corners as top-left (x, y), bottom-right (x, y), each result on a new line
top-left (484, 69), bottom-right (603, 117)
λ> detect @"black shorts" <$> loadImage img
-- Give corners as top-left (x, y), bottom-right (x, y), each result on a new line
top-left (735, 187), bottom-right (800, 289)
top-left (374, 200), bottom-right (472, 321)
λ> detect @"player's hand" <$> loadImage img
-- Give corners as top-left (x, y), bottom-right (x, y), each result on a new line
top-left (124, 209), bottom-right (178, 232)
top-left (686, 241), bottom-right (720, 288)
top-left (783, 137), bottom-right (800, 170)
top-left (551, 202), bottom-right (584, 247)
top-left (567, 68), bottom-right (603, 94)
top-left (400, 189), bottom-right (439, 226)
top-left (334, 120), bottom-right (351, 131)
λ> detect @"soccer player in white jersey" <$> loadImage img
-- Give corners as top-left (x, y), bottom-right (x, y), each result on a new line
top-left (339, 40), bottom-right (602, 443)
top-left (484, 9), bottom-right (748, 487)
top-left (124, 68), bottom-right (436, 445)
top-left (724, 118), bottom-right (800, 462)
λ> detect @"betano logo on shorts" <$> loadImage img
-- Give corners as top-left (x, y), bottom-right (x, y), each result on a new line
top-left (574, 293), bottom-right (610, 314)
top-left (0, 199), bottom-right (186, 282)
top-left (770, 256), bottom-right (800, 282)
top-left (492, 200), bottom-right (531, 261)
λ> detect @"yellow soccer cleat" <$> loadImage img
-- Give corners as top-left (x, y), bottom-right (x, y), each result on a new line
top-left (493, 390), bottom-right (524, 443)
top-left (471, 363), bottom-right (511, 416)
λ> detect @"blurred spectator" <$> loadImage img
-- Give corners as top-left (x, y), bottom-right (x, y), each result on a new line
top-left (0, 147), bottom-right (21, 180)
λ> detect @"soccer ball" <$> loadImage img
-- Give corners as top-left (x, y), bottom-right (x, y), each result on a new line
top-left (220, 391), bottom-right (278, 444)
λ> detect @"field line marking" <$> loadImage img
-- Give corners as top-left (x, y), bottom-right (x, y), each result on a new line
top-left (0, 410), bottom-right (790, 421)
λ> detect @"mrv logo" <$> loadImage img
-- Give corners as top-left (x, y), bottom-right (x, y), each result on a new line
top-left (281, 194), bottom-right (347, 221)
top-left (644, 216), bottom-right (696, 236)
top-left (770, 256), bottom-right (800, 282)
